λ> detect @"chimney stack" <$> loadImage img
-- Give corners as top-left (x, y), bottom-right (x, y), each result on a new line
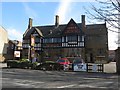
top-left (28, 18), bottom-right (33, 29)
top-left (55, 15), bottom-right (59, 27)
top-left (81, 15), bottom-right (86, 32)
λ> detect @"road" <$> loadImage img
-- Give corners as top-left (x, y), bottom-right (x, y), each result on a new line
top-left (1, 68), bottom-right (119, 89)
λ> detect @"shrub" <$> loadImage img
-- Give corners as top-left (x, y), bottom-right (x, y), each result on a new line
top-left (19, 59), bottom-right (31, 69)
top-left (45, 61), bottom-right (55, 63)
top-left (31, 62), bottom-right (39, 69)
top-left (7, 60), bottom-right (20, 68)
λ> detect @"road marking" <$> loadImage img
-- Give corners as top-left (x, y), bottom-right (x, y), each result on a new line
top-left (79, 84), bottom-right (108, 88)
top-left (79, 84), bottom-right (96, 88)
top-left (57, 84), bottom-right (76, 88)
top-left (84, 77), bottom-right (100, 80)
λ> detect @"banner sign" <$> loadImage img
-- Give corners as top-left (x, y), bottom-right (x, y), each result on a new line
top-left (31, 35), bottom-right (35, 46)
top-left (14, 51), bottom-right (20, 57)
top-left (73, 63), bottom-right (86, 71)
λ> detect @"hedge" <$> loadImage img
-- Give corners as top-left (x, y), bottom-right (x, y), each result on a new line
top-left (6, 59), bottom-right (37, 69)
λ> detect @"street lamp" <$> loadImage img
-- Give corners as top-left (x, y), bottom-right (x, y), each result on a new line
top-left (13, 40), bottom-right (19, 60)
top-left (28, 46), bottom-right (31, 61)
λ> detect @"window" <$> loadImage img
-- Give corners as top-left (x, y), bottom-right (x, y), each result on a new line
top-left (43, 38), bottom-right (52, 43)
top-left (52, 38), bottom-right (61, 43)
top-left (35, 37), bottom-right (40, 43)
top-left (67, 36), bottom-right (77, 42)
top-left (82, 36), bottom-right (84, 41)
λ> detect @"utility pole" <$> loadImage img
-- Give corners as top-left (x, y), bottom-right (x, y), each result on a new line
top-left (28, 46), bottom-right (31, 60)
top-left (116, 2), bottom-right (120, 75)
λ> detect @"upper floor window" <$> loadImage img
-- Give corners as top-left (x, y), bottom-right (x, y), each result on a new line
top-left (82, 36), bottom-right (84, 41)
top-left (23, 39), bottom-right (30, 43)
top-left (53, 38), bottom-right (61, 43)
top-left (43, 38), bottom-right (52, 43)
top-left (67, 36), bottom-right (77, 42)
top-left (35, 37), bottom-right (40, 43)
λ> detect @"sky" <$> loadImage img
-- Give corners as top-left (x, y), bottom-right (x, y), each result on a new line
top-left (1, 0), bottom-right (118, 50)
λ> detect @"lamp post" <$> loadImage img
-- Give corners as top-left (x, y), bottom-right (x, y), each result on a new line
top-left (116, 2), bottom-right (120, 75)
top-left (13, 40), bottom-right (19, 60)
top-left (28, 46), bottom-right (31, 61)
top-left (41, 38), bottom-right (43, 63)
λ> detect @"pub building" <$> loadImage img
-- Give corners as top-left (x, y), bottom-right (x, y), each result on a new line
top-left (22, 15), bottom-right (108, 63)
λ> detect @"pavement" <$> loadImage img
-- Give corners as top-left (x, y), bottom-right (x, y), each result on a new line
top-left (0, 63), bottom-right (7, 68)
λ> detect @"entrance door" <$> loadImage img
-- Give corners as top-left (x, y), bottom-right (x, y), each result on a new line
top-left (90, 53), bottom-right (93, 63)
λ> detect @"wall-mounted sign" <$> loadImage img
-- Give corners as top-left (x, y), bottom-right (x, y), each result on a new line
top-left (31, 35), bottom-right (35, 46)
top-left (14, 51), bottom-right (20, 57)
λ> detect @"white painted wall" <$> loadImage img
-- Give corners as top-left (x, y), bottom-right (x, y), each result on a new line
top-left (0, 26), bottom-right (8, 54)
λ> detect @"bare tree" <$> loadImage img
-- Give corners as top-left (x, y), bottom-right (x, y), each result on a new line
top-left (84, 0), bottom-right (120, 33)
top-left (84, 0), bottom-right (120, 74)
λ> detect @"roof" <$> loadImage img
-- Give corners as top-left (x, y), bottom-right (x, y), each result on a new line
top-left (23, 19), bottom-right (107, 38)
top-left (85, 23), bottom-right (107, 35)
top-left (36, 24), bottom-right (66, 38)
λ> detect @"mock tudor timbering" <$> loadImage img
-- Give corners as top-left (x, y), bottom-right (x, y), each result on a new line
top-left (22, 15), bottom-right (108, 63)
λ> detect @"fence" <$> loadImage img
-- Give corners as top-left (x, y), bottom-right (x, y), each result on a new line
top-left (86, 63), bottom-right (104, 72)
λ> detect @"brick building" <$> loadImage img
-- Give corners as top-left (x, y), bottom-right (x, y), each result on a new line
top-left (22, 15), bottom-right (108, 63)
top-left (6, 40), bottom-right (22, 60)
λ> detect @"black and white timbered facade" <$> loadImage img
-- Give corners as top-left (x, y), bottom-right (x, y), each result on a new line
top-left (22, 15), bottom-right (108, 63)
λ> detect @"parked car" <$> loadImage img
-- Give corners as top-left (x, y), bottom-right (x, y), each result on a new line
top-left (56, 58), bottom-right (71, 71)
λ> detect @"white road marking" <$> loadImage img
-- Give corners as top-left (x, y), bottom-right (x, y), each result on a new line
top-left (79, 84), bottom-right (96, 88)
top-left (84, 77), bottom-right (100, 80)
top-left (57, 84), bottom-right (76, 88)
top-left (79, 84), bottom-right (108, 88)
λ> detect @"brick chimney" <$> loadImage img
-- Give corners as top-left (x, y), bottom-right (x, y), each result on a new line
top-left (81, 15), bottom-right (86, 32)
top-left (28, 18), bottom-right (33, 29)
top-left (55, 15), bottom-right (59, 27)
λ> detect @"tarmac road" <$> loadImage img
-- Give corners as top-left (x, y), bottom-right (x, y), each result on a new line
top-left (1, 68), bottom-right (119, 89)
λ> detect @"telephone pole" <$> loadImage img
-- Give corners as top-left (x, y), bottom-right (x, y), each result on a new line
top-left (116, 2), bottom-right (120, 75)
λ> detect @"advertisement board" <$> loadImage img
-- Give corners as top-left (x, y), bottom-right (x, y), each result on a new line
top-left (73, 63), bottom-right (86, 71)
top-left (31, 35), bottom-right (35, 46)
top-left (14, 51), bottom-right (20, 57)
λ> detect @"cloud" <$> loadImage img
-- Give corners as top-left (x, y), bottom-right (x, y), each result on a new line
top-left (55, 0), bottom-right (72, 24)
top-left (22, 2), bottom-right (38, 19)
top-left (7, 28), bottom-right (23, 41)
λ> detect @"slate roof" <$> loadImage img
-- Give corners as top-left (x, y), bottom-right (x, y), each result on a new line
top-left (36, 24), bottom-right (66, 38)
top-left (86, 23), bottom-right (107, 35)
top-left (23, 19), bottom-right (107, 38)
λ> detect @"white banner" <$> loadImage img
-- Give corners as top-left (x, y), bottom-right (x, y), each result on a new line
top-left (14, 51), bottom-right (20, 57)
top-left (73, 63), bottom-right (86, 71)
